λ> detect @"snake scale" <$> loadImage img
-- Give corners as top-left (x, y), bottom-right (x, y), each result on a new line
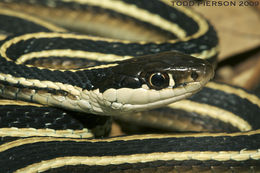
top-left (0, 0), bottom-right (259, 172)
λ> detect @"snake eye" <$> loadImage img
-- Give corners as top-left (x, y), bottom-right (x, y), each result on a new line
top-left (147, 72), bottom-right (169, 90)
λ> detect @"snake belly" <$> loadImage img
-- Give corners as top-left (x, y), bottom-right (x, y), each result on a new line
top-left (0, 0), bottom-right (259, 173)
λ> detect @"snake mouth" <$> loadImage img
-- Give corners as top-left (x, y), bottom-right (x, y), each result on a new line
top-left (119, 81), bottom-right (205, 113)
top-left (99, 79), bottom-right (210, 115)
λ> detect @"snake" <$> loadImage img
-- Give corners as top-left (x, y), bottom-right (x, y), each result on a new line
top-left (0, 0), bottom-right (259, 172)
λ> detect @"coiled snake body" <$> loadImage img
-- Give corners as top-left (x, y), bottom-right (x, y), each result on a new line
top-left (0, 0), bottom-right (259, 172)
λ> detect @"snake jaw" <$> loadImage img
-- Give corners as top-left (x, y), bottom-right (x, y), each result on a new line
top-left (104, 82), bottom-right (202, 115)
top-left (83, 78), bottom-right (210, 115)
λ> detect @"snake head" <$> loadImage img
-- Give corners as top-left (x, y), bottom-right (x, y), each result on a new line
top-left (86, 51), bottom-right (214, 115)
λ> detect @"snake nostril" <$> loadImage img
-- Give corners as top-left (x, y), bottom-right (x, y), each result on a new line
top-left (191, 71), bottom-right (199, 81)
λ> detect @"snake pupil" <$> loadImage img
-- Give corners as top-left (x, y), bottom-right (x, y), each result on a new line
top-left (149, 72), bottom-right (169, 89)
top-left (191, 71), bottom-right (199, 81)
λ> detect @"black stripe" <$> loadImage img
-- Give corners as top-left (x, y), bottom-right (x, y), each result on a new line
top-left (0, 105), bottom-right (111, 135)
top-left (0, 136), bottom-right (20, 145)
top-left (1, 133), bottom-right (259, 172)
top-left (24, 57), bottom-right (109, 68)
top-left (188, 83), bottom-right (260, 130)
top-left (0, 105), bottom-right (84, 130)
top-left (0, 58), bottom-right (108, 90)
top-left (0, 14), bottom-right (53, 37)
top-left (42, 160), bottom-right (260, 173)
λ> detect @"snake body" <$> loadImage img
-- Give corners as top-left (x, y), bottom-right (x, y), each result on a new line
top-left (0, 0), bottom-right (259, 172)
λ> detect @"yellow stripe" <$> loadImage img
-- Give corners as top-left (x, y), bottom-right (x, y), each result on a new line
top-left (23, 63), bottom-right (118, 71)
top-left (0, 137), bottom-right (80, 153)
top-left (206, 82), bottom-right (260, 108)
top-left (191, 46), bottom-right (219, 60)
top-left (16, 50), bottom-right (133, 64)
top-left (101, 129), bottom-right (260, 141)
top-left (0, 34), bottom-right (7, 41)
top-left (0, 72), bottom-right (82, 95)
top-left (0, 99), bottom-right (42, 107)
top-left (14, 150), bottom-right (260, 173)
top-left (168, 100), bottom-right (252, 131)
top-left (0, 128), bottom-right (93, 139)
